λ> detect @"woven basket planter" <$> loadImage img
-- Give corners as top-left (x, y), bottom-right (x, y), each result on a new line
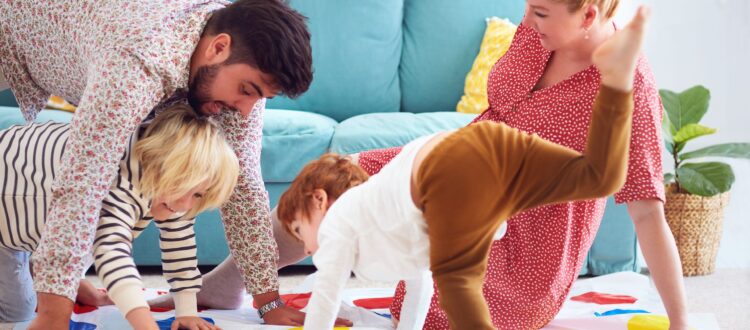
top-left (664, 184), bottom-right (730, 276)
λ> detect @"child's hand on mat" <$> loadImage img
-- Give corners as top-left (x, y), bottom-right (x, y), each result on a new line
top-left (171, 316), bottom-right (222, 330)
top-left (125, 307), bottom-right (160, 330)
top-left (334, 316), bottom-right (354, 327)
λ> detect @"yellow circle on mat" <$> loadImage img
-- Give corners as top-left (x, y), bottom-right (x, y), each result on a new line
top-left (627, 315), bottom-right (669, 330)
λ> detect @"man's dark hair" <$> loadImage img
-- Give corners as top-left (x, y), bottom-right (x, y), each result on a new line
top-left (204, 0), bottom-right (312, 98)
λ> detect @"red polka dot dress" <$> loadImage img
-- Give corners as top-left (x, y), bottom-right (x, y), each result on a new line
top-left (358, 24), bottom-right (665, 329)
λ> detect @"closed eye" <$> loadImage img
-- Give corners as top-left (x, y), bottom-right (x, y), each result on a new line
top-left (241, 85), bottom-right (253, 96)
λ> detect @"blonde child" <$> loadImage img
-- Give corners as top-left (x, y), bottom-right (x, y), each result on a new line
top-left (0, 105), bottom-right (238, 330)
top-left (277, 7), bottom-right (651, 329)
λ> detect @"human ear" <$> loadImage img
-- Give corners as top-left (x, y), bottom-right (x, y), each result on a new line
top-left (205, 33), bottom-right (232, 64)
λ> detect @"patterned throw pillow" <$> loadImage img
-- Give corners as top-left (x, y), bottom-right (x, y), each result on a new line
top-left (456, 17), bottom-right (517, 114)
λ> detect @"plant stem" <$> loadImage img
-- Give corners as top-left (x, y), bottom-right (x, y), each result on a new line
top-left (673, 145), bottom-right (681, 193)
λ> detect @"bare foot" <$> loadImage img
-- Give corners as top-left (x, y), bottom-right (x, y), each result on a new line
top-left (592, 5), bottom-right (651, 91)
top-left (148, 294), bottom-right (176, 309)
top-left (76, 279), bottom-right (114, 306)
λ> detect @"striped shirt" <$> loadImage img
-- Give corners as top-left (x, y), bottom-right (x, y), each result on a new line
top-left (0, 122), bottom-right (201, 317)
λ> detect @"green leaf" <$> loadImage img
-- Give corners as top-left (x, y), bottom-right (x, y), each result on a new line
top-left (676, 162), bottom-right (735, 196)
top-left (664, 173), bottom-right (675, 184)
top-left (672, 123), bottom-right (716, 144)
top-left (660, 86), bottom-right (710, 131)
top-left (681, 143), bottom-right (750, 161)
top-left (660, 89), bottom-right (681, 128)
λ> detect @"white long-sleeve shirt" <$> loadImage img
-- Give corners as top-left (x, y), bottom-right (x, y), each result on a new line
top-left (305, 134), bottom-right (439, 330)
top-left (0, 122), bottom-right (201, 317)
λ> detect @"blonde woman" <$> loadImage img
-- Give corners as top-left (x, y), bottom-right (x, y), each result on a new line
top-left (357, 1), bottom-right (688, 329)
top-left (0, 105), bottom-right (238, 330)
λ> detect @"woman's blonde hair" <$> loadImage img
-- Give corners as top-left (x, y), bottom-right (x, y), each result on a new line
top-left (134, 104), bottom-right (239, 219)
top-left (553, 0), bottom-right (620, 19)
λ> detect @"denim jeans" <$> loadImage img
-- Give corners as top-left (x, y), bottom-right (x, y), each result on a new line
top-left (0, 247), bottom-right (36, 322)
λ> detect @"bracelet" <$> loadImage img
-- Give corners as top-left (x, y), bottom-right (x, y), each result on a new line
top-left (258, 297), bottom-right (285, 319)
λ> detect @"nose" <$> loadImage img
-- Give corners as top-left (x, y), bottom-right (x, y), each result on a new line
top-left (521, 13), bottom-right (533, 26)
top-left (235, 97), bottom-right (260, 117)
top-left (173, 194), bottom-right (195, 212)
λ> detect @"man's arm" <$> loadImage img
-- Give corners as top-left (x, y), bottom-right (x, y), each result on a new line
top-left (216, 101), bottom-right (352, 327)
top-left (215, 100), bottom-right (287, 317)
top-left (628, 199), bottom-right (689, 330)
top-left (29, 52), bottom-right (165, 329)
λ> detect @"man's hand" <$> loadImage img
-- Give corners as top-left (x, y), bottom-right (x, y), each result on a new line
top-left (27, 292), bottom-right (74, 330)
top-left (171, 316), bottom-right (222, 330)
top-left (262, 304), bottom-right (305, 326)
top-left (255, 291), bottom-right (352, 327)
top-left (262, 304), bottom-right (353, 327)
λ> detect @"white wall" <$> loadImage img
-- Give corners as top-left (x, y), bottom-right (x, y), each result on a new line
top-left (615, 1), bottom-right (750, 268)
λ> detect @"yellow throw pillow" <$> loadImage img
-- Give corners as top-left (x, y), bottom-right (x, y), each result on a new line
top-left (457, 17), bottom-right (517, 114)
top-left (46, 95), bottom-right (76, 113)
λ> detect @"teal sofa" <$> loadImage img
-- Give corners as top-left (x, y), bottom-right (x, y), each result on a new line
top-left (0, 0), bottom-right (640, 275)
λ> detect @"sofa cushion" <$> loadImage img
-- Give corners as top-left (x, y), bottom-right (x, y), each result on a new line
top-left (0, 106), bottom-right (73, 126)
top-left (266, 0), bottom-right (404, 122)
top-left (329, 112), bottom-right (476, 155)
top-left (0, 90), bottom-right (18, 107)
top-left (584, 197), bottom-right (642, 275)
top-left (399, 0), bottom-right (525, 113)
top-left (457, 17), bottom-right (517, 114)
top-left (262, 109), bottom-right (337, 183)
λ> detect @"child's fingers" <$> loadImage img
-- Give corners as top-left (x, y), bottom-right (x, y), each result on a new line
top-left (334, 317), bottom-right (353, 326)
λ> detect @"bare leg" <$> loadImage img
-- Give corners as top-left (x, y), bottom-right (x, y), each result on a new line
top-left (76, 279), bottom-right (113, 306)
top-left (148, 207), bottom-right (307, 309)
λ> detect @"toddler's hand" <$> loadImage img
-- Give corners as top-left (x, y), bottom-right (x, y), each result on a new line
top-left (171, 316), bottom-right (222, 330)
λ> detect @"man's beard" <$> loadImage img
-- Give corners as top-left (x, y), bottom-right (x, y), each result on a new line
top-left (187, 63), bottom-right (221, 116)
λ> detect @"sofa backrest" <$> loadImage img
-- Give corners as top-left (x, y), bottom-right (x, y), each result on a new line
top-left (399, 0), bottom-right (524, 113)
top-left (267, 0), bottom-right (405, 122)
top-left (0, 1), bottom-right (527, 118)
top-left (268, 0), bottom-right (525, 119)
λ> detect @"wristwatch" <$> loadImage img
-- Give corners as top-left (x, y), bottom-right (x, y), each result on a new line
top-left (258, 297), bottom-right (285, 319)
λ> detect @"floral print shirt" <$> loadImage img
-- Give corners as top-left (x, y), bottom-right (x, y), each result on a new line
top-left (0, 0), bottom-right (278, 301)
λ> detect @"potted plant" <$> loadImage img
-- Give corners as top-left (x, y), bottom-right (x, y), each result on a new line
top-left (661, 85), bottom-right (750, 276)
